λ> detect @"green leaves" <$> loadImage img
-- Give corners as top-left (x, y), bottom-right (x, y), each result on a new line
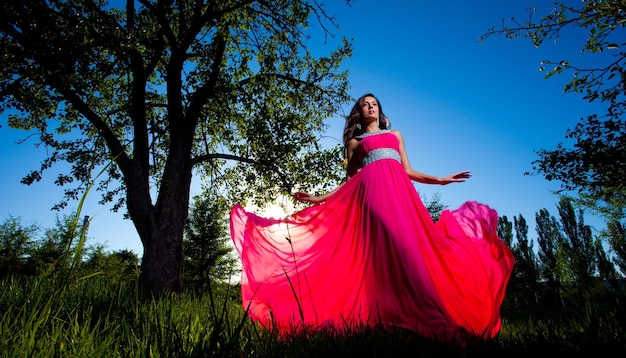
top-left (481, 1), bottom-right (626, 219)
top-left (1, 0), bottom-right (352, 211)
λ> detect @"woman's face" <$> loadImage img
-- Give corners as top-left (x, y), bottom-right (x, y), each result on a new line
top-left (360, 96), bottom-right (379, 123)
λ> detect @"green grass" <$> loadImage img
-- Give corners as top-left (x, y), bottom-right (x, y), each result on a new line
top-left (1, 274), bottom-right (624, 357)
top-left (1, 275), bottom-right (247, 357)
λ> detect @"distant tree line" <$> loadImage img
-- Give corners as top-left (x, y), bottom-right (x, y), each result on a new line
top-left (0, 212), bottom-right (139, 283)
top-left (0, 194), bottom-right (237, 291)
top-left (498, 196), bottom-right (625, 314)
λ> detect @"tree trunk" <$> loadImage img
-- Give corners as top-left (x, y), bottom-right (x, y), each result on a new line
top-left (139, 218), bottom-right (185, 296)
top-left (129, 159), bottom-right (193, 297)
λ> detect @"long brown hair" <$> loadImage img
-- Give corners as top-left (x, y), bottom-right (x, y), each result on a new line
top-left (342, 93), bottom-right (390, 151)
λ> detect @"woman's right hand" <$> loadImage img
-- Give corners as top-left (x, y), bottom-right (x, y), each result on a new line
top-left (293, 191), bottom-right (323, 204)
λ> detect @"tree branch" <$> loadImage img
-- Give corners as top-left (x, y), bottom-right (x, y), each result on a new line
top-left (191, 153), bottom-right (256, 166)
top-left (57, 87), bottom-right (131, 170)
top-left (239, 72), bottom-right (311, 88)
top-left (139, 0), bottom-right (178, 48)
top-left (187, 34), bottom-right (228, 121)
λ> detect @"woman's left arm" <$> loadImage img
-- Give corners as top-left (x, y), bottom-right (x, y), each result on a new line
top-left (393, 129), bottom-right (471, 185)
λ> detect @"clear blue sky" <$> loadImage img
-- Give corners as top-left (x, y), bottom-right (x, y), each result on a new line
top-left (0, 0), bottom-right (606, 257)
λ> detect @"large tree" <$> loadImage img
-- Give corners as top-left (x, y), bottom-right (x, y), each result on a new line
top-left (481, 0), bottom-right (626, 218)
top-left (0, 0), bottom-right (352, 295)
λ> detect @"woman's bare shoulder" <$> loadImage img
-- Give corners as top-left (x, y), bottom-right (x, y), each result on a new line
top-left (390, 129), bottom-right (403, 139)
top-left (348, 137), bottom-right (360, 148)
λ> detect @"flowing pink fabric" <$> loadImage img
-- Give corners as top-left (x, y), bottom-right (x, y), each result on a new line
top-left (230, 131), bottom-right (514, 341)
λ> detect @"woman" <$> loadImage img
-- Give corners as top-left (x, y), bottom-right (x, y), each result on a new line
top-left (230, 93), bottom-right (514, 342)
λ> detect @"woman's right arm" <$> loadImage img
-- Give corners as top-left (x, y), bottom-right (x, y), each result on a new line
top-left (345, 138), bottom-right (360, 179)
top-left (293, 138), bottom-right (359, 204)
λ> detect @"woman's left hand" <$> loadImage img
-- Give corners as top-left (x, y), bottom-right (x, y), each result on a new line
top-left (440, 170), bottom-right (471, 184)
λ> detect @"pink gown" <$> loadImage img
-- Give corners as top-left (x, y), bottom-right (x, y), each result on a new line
top-left (230, 130), bottom-right (514, 341)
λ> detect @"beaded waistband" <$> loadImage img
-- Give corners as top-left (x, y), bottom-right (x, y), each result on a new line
top-left (362, 148), bottom-right (401, 166)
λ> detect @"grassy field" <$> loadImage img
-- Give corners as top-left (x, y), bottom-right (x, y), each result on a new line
top-left (1, 274), bottom-right (624, 357)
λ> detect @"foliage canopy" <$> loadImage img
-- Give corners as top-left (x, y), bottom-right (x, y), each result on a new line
top-left (481, 0), bottom-right (626, 218)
